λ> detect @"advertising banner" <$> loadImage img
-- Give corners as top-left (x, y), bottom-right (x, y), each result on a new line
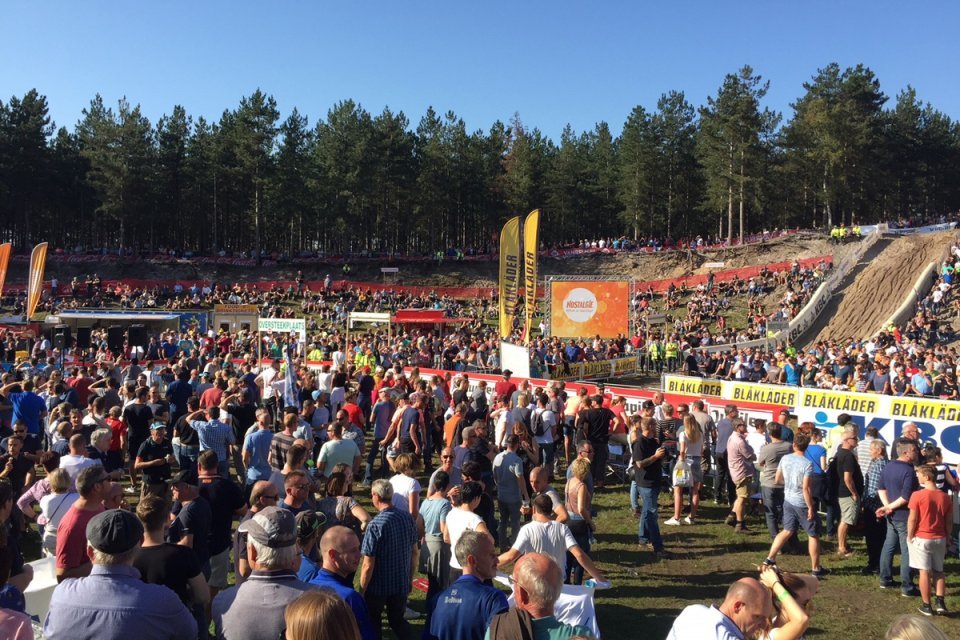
top-left (662, 374), bottom-right (960, 464)
top-left (522, 209), bottom-right (540, 342)
top-left (549, 280), bottom-right (630, 339)
top-left (499, 216), bottom-right (522, 339)
top-left (550, 355), bottom-right (638, 381)
top-left (0, 243), bottom-right (10, 298)
top-left (26, 242), bottom-right (48, 320)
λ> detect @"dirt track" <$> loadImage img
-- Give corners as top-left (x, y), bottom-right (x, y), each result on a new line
top-left (806, 231), bottom-right (953, 344)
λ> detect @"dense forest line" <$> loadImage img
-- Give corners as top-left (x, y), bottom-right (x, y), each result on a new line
top-left (1, 63), bottom-right (959, 259)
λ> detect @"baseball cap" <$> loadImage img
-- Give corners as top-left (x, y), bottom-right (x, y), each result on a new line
top-left (86, 509), bottom-right (144, 554)
top-left (169, 468), bottom-right (198, 485)
top-left (295, 510), bottom-right (328, 541)
top-left (149, 421), bottom-right (167, 431)
top-left (238, 506), bottom-right (296, 548)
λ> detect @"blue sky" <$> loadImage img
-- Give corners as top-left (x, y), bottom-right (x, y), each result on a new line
top-left (2, 1), bottom-right (958, 140)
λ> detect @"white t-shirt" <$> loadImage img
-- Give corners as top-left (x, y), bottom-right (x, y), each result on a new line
top-left (511, 520), bottom-right (578, 574)
top-left (678, 430), bottom-right (704, 458)
top-left (534, 408), bottom-right (557, 446)
top-left (59, 455), bottom-right (101, 487)
top-left (445, 508), bottom-right (483, 569)
top-left (390, 474), bottom-right (421, 515)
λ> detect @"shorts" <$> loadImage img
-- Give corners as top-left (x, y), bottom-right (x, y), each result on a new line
top-left (208, 547), bottom-right (232, 589)
top-left (838, 496), bottom-right (860, 526)
top-left (783, 501), bottom-right (819, 537)
top-left (909, 537), bottom-right (946, 572)
top-left (687, 457), bottom-right (704, 485)
top-left (735, 476), bottom-right (752, 500)
top-left (563, 419), bottom-right (576, 438)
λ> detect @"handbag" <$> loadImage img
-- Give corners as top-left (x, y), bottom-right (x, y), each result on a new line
top-left (672, 460), bottom-right (693, 488)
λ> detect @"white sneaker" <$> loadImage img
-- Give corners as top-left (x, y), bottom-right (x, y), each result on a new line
top-left (404, 607), bottom-right (421, 620)
top-left (664, 517), bottom-right (681, 526)
top-left (683, 516), bottom-right (695, 525)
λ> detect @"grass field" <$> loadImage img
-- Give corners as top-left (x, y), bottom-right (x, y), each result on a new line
top-left (327, 469), bottom-right (960, 639)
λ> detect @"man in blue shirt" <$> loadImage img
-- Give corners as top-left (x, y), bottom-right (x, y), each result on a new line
top-left (428, 530), bottom-right (508, 640)
top-left (44, 508), bottom-right (197, 640)
top-left (242, 408), bottom-right (274, 491)
top-left (310, 525), bottom-right (377, 640)
top-left (0, 380), bottom-right (47, 437)
top-left (360, 479), bottom-right (418, 640)
top-left (878, 439), bottom-right (921, 596)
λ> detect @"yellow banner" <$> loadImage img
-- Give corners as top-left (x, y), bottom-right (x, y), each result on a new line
top-left (522, 209), bottom-right (539, 342)
top-left (728, 381), bottom-right (799, 407)
top-left (799, 388), bottom-right (880, 414)
top-left (612, 356), bottom-right (638, 376)
top-left (890, 397), bottom-right (960, 422)
top-left (499, 216), bottom-right (522, 339)
top-left (0, 243), bottom-right (10, 298)
top-left (664, 375), bottom-right (723, 397)
top-left (26, 242), bottom-right (48, 320)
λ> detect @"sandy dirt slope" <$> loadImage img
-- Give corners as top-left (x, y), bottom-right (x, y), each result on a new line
top-left (805, 231), bottom-right (953, 345)
top-left (7, 232), bottom-right (858, 288)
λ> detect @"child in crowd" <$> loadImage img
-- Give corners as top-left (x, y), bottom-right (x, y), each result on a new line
top-left (907, 464), bottom-right (952, 616)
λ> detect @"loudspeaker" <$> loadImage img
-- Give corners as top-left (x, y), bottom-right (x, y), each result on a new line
top-left (76, 327), bottom-right (92, 349)
top-left (107, 326), bottom-right (125, 353)
top-left (127, 324), bottom-right (147, 348)
top-left (53, 325), bottom-right (71, 350)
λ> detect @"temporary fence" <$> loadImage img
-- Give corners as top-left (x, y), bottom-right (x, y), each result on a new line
top-left (662, 374), bottom-right (960, 465)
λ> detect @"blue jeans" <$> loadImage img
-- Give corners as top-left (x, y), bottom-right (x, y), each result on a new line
top-left (880, 519), bottom-right (913, 591)
top-left (637, 484), bottom-right (664, 552)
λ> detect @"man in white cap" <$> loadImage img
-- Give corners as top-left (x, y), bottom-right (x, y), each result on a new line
top-left (44, 508), bottom-right (197, 639)
top-left (213, 505), bottom-right (312, 640)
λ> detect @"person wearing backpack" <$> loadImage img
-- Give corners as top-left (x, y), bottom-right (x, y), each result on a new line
top-left (532, 394), bottom-right (558, 481)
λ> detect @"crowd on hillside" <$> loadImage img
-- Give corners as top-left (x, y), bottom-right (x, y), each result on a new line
top-left (668, 233), bottom-right (960, 398)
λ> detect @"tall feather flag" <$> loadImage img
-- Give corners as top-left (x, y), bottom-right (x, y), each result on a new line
top-left (0, 243), bottom-right (11, 300)
top-left (283, 340), bottom-right (300, 410)
top-left (26, 242), bottom-right (48, 320)
top-left (498, 216), bottom-right (522, 339)
top-left (522, 209), bottom-right (540, 342)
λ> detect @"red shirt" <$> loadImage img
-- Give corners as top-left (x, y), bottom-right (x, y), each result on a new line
top-left (495, 380), bottom-right (517, 400)
top-left (105, 417), bottom-right (127, 452)
top-left (908, 488), bottom-right (952, 539)
top-left (69, 376), bottom-right (92, 407)
top-left (200, 386), bottom-right (224, 409)
top-left (343, 402), bottom-right (364, 428)
top-left (55, 504), bottom-right (104, 570)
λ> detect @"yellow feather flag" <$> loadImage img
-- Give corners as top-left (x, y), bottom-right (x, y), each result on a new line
top-left (26, 242), bottom-right (48, 320)
top-left (522, 209), bottom-right (540, 343)
top-left (0, 243), bottom-right (10, 299)
top-left (498, 216), bottom-right (522, 339)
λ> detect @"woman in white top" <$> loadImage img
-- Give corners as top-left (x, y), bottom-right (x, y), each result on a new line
top-left (666, 414), bottom-right (704, 526)
top-left (389, 453), bottom-right (422, 523)
top-left (39, 469), bottom-right (78, 557)
top-left (444, 481), bottom-right (489, 578)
